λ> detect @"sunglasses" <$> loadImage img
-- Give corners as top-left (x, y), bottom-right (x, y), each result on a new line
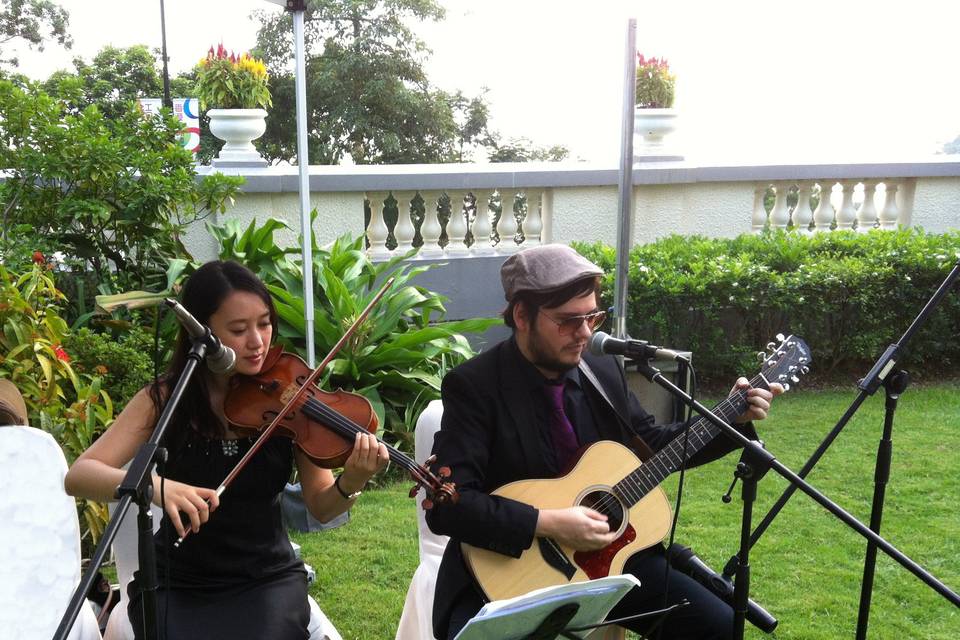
top-left (541, 309), bottom-right (607, 336)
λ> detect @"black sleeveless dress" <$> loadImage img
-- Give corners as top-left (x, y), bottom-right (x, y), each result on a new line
top-left (128, 432), bottom-right (310, 640)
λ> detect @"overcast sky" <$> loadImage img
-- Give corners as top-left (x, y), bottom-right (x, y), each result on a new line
top-left (10, 0), bottom-right (960, 163)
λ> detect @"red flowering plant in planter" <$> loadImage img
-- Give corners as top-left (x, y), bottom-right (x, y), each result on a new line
top-left (636, 53), bottom-right (676, 108)
top-left (195, 43), bottom-right (272, 110)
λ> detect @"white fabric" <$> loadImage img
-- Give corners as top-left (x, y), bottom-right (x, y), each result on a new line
top-left (0, 426), bottom-right (102, 639)
top-left (104, 484), bottom-right (340, 640)
top-left (395, 399), bottom-right (449, 640)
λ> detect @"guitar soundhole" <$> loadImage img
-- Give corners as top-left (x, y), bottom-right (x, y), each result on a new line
top-left (579, 490), bottom-right (625, 533)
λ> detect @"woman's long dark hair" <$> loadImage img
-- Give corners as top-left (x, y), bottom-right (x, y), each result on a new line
top-left (148, 260), bottom-right (278, 442)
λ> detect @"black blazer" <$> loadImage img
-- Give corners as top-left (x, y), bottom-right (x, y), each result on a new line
top-left (425, 338), bottom-right (753, 639)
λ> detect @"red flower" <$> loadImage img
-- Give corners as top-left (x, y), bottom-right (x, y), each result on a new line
top-left (32, 251), bottom-right (45, 264)
top-left (54, 345), bottom-right (70, 362)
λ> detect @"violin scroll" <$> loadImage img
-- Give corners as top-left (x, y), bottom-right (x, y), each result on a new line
top-left (408, 455), bottom-right (459, 510)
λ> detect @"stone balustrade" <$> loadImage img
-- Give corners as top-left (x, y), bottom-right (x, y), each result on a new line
top-left (186, 159), bottom-right (960, 262)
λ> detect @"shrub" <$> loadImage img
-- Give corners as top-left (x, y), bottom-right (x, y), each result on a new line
top-left (574, 229), bottom-right (960, 383)
top-left (65, 327), bottom-right (155, 407)
top-left (0, 78), bottom-right (243, 296)
top-left (0, 262), bottom-right (113, 544)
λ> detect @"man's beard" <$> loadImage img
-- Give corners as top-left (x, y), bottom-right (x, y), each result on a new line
top-left (527, 325), bottom-right (581, 376)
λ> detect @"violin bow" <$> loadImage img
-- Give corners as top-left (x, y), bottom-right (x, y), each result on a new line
top-left (174, 276), bottom-right (395, 546)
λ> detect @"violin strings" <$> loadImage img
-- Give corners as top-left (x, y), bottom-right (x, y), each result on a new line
top-left (297, 395), bottom-right (420, 474)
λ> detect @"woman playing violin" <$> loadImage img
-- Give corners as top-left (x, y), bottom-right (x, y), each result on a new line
top-left (65, 260), bottom-right (389, 640)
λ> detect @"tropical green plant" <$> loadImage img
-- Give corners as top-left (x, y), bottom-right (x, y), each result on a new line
top-left (0, 260), bottom-right (113, 543)
top-left (211, 215), bottom-right (501, 452)
top-left (635, 52), bottom-right (675, 108)
top-left (195, 44), bottom-right (272, 110)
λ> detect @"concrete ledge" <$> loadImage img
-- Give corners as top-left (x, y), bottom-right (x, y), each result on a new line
top-left (193, 158), bottom-right (960, 193)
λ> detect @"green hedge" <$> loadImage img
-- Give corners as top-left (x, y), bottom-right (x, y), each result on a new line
top-left (574, 229), bottom-right (960, 383)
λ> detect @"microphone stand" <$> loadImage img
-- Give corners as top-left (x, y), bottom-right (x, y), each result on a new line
top-left (630, 358), bottom-right (960, 640)
top-left (717, 255), bottom-right (960, 637)
top-left (54, 336), bottom-right (211, 640)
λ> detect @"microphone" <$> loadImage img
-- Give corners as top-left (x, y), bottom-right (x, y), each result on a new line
top-left (667, 543), bottom-right (778, 633)
top-left (164, 298), bottom-right (236, 374)
top-left (588, 331), bottom-right (685, 361)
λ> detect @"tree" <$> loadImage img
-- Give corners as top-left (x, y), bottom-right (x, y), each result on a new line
top-left (43, 45), bottom-right (163, 119)
top-left (41, 46), bottom-right (222, 163)
top-left (451, 89), bottom-right (495, 162)
top-left (252, 0), bottom-right (468, 164)
top-left (0, 0), bottom-right (71, 67)
top-left (0, 78), bottom-right (242, 292)
top-left (487, 137), bottom-right (570, 163)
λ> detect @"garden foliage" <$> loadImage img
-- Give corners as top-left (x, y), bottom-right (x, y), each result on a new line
top-left (208, 216), bottom-right (501, 452)
top-left (0, 77), bottom-right (242, 294)
top-left (0, 261), bottom-right (113, 542)
top-left (575, 229), bottom-right (960, 383)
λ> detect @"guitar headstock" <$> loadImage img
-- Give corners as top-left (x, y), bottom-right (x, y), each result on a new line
top-left (757, 334), bottom-right (812, 392)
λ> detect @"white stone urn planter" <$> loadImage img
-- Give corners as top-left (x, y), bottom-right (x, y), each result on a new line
top-left (208, 108), bottom-right (268, 166)
top-left (634, 107), bottom-right (680, 161)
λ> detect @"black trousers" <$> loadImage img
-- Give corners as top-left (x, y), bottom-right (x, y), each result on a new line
top-left (446, 547), bottom-right (732, 640)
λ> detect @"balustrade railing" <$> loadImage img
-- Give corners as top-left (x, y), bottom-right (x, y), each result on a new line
top-left (752, 179), bottom-right (916, 233)
top-left (179, 160), bottom-right (958, 263)
top-left (365, 188), bottom-right (546, 259)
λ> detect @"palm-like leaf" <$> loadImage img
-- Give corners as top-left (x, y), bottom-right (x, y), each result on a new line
top-left (210, 218), bottom-right (502, 451)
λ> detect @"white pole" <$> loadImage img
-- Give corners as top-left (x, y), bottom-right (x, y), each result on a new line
top-left (292, 7), bottom-right (315, 366)
top-left (613, 19), bottom-right (637, 340)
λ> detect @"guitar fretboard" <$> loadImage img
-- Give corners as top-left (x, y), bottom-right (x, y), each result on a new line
top-left (614, 373), bottom-right (766, 507)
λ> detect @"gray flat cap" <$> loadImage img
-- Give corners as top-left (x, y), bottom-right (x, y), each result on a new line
top-left (500, 244), bottom-right (603, 301)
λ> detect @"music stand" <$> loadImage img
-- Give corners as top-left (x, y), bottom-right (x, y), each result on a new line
top-left (454, 575), bottom-right (684, 640)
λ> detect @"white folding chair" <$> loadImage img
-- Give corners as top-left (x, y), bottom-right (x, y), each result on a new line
top-left (395, 399), bottom-right (448, 640)
top-left (0, 425), bottom-right (102, 639)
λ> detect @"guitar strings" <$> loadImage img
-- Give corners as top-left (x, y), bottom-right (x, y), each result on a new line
top-left (586, 374), bottom-right (764, 519)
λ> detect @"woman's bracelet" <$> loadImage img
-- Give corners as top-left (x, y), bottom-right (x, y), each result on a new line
top-left (334, 474), bottom-right (362, 500)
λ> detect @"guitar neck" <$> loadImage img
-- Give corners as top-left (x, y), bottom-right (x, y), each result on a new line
top-left (616, 373), bottom-right (767, 507)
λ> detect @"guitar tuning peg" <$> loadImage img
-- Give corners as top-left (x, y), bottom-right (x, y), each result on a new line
top-left (801, 366), bottom-right (809, 375)
top-left (791, 375), bottom-right (800, 383)
top-left (788, 365), bottom-right (797, 372)
top-left (756, 352), bottom-right (767, 362)
top-left (782, 382), bottom-right (791, 392)
top-left (766, 342), bottom-right (776, 351)
top-left (776, 333), bottom-right (785, 342)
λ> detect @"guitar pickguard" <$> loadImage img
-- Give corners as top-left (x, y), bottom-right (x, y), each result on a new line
top-left (573, 524), bottom-right (637, 579)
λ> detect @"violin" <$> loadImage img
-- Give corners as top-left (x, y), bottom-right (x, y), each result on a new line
top-left (223, 345), bottom-right (458, 508)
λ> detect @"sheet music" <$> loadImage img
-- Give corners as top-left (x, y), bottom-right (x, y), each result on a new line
top-left (455, 575), bottom-right (641, 640)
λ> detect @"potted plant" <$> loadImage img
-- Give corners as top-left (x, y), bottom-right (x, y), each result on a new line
top-left (634, 52), bottom-right (679, 157)
top-left (195, 44), bottom-right (273, 166)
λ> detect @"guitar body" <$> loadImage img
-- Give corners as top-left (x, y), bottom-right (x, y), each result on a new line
top-left (462, 441), bottom-right (672, 602)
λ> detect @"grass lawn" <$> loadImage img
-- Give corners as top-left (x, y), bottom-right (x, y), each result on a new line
top-left (293, 382), bottom-right (960, 639)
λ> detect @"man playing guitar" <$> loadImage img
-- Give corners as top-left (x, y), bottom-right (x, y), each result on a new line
top-left (425, 244), bottom-right (783, 640)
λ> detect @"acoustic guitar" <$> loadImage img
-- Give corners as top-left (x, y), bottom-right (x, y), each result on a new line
top-left (462, 334), bottom-right (811, 602)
